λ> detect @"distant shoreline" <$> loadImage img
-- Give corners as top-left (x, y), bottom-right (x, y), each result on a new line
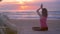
top-left (10, 18), bottom-right (60, 20)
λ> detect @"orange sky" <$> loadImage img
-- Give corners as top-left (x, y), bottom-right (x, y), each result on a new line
top-left (18, 6), bottom-right (38, 10)
top-left (2, 0), bottom-right (55, 2)
top-left (0, 0), bottom-right (59, 11)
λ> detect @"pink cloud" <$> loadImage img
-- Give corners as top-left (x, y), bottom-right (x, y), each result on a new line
top-left (34, 0), bottom-right (56, 2)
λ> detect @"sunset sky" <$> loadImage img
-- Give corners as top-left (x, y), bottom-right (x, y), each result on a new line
top-left (0, 0), bottom-right (60, 11)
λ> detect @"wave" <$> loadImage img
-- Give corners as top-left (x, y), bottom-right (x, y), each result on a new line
top-left (0, 11), bottom-right (60, 19)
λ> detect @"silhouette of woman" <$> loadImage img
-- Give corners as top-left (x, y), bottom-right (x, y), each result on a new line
top-left (32, 4), bottom-right (48, 31)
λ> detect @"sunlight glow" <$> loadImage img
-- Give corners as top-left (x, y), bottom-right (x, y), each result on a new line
top-left (20, 6), bottom-right (28, 10)
top-left (16, 0), bottom-right (34, 4)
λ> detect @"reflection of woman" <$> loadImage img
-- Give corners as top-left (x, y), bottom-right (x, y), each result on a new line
top-left (32, 4), bottom-right (48, 31)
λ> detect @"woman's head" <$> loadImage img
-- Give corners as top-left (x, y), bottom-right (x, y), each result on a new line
top-left (42, 8), bottom-right (48, 17)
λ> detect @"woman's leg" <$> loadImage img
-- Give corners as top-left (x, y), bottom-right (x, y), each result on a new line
top-left (40, 17), bottom-right (48, 31)
top-left (32, 17), bottom-right (48, 31)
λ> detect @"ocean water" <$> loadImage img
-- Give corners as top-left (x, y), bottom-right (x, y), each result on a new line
top-left (1, 10), bottom-right (60, 20)
top-left (0, 10), bottom-right (60, 34)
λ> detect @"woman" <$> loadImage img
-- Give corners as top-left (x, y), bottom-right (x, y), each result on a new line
top-left (32, 4), bottom-right (48, 31)
top-left (37, 8), bottom-right (48, 31)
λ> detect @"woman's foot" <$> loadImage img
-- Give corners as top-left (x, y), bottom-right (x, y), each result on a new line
top-left (32, 27), bottom-right (48, 31)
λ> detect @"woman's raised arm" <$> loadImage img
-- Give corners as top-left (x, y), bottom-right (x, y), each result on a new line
top-left (36, 8), bottom-right (41, 17)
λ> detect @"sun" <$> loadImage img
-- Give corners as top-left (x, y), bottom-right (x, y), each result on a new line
top-left (16, 0), bottom-right (34, 4)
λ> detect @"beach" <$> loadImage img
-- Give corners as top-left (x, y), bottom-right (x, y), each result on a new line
top-left (10, 19), bottom-right (60, 34)
top-left (0, 11), bottom-right (60, 34)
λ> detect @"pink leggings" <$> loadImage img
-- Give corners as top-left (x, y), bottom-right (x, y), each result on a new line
top-left (40, 17), bottom-right (48, 28)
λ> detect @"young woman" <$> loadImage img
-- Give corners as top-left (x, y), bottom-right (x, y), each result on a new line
top-left (38, 8), bottom-right (48, 31)
top-left (32, 4), bottom-right (48, 31)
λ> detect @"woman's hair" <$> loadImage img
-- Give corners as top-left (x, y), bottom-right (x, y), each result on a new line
top-left (42, 8), bottom-right (48, 17)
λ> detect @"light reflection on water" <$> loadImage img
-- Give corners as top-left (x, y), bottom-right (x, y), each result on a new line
top-left (1, 11), bottom-right (60, 19)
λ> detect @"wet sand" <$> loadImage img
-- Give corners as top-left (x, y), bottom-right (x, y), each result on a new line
top-left (10, 19), bottom-right (60, 34)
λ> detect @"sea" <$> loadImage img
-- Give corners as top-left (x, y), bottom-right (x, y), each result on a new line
top-left (0, 10), bottom-right (60, 20)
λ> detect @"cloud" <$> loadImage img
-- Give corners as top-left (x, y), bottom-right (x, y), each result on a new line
top-left (2, 0), bottom-right (16, 2)
top-left (0, 0), bottom-right (60, 11)
top-left (0, 3), bottom-right (20, 10)
top-left (23, 0), bottom-right (60, 11)
top-left (34, 0), bottom-right (56, 2)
